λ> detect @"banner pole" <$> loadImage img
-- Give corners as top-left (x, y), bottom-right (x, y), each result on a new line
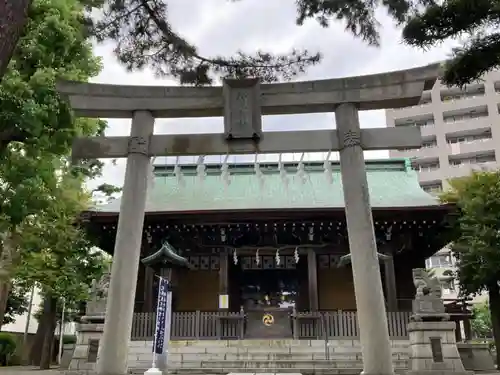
top-left (145, 276), bottom-right (168, 375)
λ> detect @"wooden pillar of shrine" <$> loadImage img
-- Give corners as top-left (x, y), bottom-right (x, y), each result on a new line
top-left (219, 252), bottom-right (229, 309)
top-left (307, 249), bottom-right (319, 311)
top-left (383, 255), bottom-right (398, 311)
top-left (144, 266), bottom-right (154, 312)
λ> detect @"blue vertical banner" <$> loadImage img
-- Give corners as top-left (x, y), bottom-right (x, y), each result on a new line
top-left (153, 277), bottom-right (169, 354)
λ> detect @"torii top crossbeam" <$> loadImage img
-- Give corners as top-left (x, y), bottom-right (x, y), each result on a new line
top-left (57, 63), bottom-right (440, 160)
top-left (57, 63), bottom-right (439, 118)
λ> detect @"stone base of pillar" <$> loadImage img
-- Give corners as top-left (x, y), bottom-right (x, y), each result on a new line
top-left (68, 319), bottom-right (104, 373)
top-left (407, 321), bottom-right (472, 375)
top-left (457, 342), bottom-right (496, 372)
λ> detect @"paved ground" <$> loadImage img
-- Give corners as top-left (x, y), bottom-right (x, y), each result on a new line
top-left (0, 367), bottom-right (59, 375)
top-left (1, 367), bottom-right (499, 375)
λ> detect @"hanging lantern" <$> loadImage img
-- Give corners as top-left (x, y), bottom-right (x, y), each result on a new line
top-left (323, 151), bottom-right (333, 184)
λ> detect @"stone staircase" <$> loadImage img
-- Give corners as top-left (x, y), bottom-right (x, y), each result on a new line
top-left (127, 339), bottom-right (410, 374)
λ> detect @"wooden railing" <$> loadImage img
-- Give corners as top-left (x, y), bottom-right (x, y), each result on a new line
top-left (131, 310), bottom-right (411, 341)
top-left (293, 311), bottom-right (411, 339)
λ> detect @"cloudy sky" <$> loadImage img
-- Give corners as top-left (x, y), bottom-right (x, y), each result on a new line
top-left (88, 1), bottom-right (456, 190)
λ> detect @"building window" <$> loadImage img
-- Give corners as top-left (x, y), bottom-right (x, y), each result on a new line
top-left (422, 182), bottom-right (443, 194)
top-left (426, 255), bottom-right (452, 268)
top-left (447, 133), bottom-right (492, 144)
top-left (441, 280), bottom-right (455, 294)
top-left (418, 163), bottom-right (439, 172)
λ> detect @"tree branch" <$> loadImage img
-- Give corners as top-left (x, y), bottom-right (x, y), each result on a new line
top-left (442, 33), bottom-right (500, 87)
top-left (402, 0), bottom-right (497, 48)
top-left (91, 0), bottom-right (321, 85)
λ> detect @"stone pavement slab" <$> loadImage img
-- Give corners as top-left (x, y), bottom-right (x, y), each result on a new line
top-left (0, 366), bottom-right (58, 375)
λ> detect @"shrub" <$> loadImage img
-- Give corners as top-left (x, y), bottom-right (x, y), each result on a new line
top-left (62, 335), bottom-right (76, 345)
top-left (0, 333), bottom-right (16, 366)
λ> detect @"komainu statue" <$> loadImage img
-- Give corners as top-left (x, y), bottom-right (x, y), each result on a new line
top-left (85, 272), bottom-right (111, 318)
top-left (411, 268), bottom-right (449, 321)
top-left (413, 268), bottom-right (442, 298)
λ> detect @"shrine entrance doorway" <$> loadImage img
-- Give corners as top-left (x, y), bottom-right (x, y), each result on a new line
top-left (228, 253), bottom-right (308, 338)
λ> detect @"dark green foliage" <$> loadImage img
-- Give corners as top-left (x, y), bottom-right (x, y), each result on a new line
top-left (82, 0), bottom-right (489, 87)
top-left (0, 333), bottom-right (16, 366)
top-left (86, 0), bottom-right (322, 85)
top-left (4, 286), bottom-right (29, 325)
top-left (472, 302), bottom-right (493, 338)
top-left (63, 335), bottom-right (76, 345)
top-left (440, 172), bottom-right (500, 293)
top-left (440, 172), bottom-right (500, 363)
top-left (401, 0), bottom-right (500, 86)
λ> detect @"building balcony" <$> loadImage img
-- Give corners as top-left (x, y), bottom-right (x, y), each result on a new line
top-left (418, 168), bottom-right (442, 183)
top-left (444, 116), bottom-right (492, 136)
top-left (447, 139), bottom-right (495, 157)
top-left (392, 145), bottom-right (440, 160)
top-left (440, 95), bottom-right (488, 112)
top-left (447, 162), bottom-right (498, 178)
top-left (420, 124), bottom-right (437, 137)
top-left (390, 103), bottom-right (433, 119)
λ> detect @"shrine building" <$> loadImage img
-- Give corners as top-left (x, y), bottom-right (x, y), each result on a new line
top-left (82, 157), bottom-right (451, 340)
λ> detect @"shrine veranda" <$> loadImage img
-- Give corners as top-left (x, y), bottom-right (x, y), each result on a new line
top-left (82, 157), bottom-right (451, 340)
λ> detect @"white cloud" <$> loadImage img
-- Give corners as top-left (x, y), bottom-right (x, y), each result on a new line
top-left (87, 2), bottom-right (457, 190)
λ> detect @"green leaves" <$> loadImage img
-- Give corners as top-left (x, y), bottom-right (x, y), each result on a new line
top-left (401, 0), bottom-right (500, 86)
top-left (440, 171), bottom-right (500, 295)
top-left (472, 302), bottom-right (493, 338)
top-left (0, 0), bottom-right (112, 311)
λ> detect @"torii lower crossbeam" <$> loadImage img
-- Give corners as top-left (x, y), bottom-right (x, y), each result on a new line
top-left (71, 127), bottom-right (421, 159)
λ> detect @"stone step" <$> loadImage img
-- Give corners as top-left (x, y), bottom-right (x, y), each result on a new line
top-left (128, 359), bottom-right (408, 371)
top-left (169, 359), bottom-right (409, 369)
top-left (128, 352), bottom-right (409, 362)
top-left (130, 340), bottom-right (410, 350)
top-left (129, 345), bottom-right (409, 355)
top-left (129, 366), bottom-right (408, 375)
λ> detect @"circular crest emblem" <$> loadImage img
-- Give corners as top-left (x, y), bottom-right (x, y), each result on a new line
top-left (262, 313), bottom-right (274, 326)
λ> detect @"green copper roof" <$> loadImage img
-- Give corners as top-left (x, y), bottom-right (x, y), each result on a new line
top-left (93, 158), bottom-right (440, 214)
top-left (141, 241), bottom-right (190, 268)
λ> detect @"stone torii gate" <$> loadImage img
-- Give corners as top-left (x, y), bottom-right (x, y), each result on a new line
top-left (57, 64), bottom-right (439, 375)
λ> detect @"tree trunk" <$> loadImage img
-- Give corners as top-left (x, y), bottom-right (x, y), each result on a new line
top-left (39, 294), bottom-right (58, 370)
top-left (0, 0), bottom-right (30, 81)
top-left (29, 321), bottom-right (46, 366)
top-left (488, 283), bottom-right (500, 368)
top-left (0, 281), bottom-right (11, 330)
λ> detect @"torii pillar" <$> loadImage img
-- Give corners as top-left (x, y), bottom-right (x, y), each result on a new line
top-left (337, 103), bottom-right (393, 374)
top-left (57, 63), bottom-right (438, 375)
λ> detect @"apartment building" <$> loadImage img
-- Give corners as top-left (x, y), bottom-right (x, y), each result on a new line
top-left (386, 70), bottom-right (500, 193)
top-left (425, 248), bottom-right (487, 304)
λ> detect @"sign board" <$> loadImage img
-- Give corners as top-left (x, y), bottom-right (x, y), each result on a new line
top-left (219, 294), bottom-right (229, 309)
top-left (430, 337), bottom-right (444, 363)
top-left (153, 278), bottom-right (169, 354)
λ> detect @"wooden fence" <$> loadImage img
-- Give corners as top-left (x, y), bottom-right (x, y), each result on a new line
top-left (131, 310), bottom-right (411, 340)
